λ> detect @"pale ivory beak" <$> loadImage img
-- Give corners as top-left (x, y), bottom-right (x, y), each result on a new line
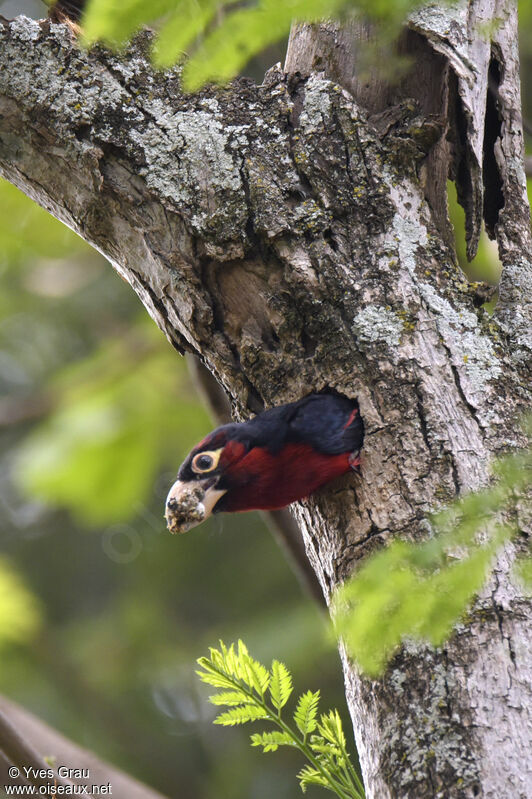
top-left (165, 479), bottom-right (226, 534)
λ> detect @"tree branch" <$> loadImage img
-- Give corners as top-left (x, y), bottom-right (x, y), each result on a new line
top-left (285, 3), bottom-right (532, 350)
top-left (0, 695), bottom-right (168, 799)
top-left (409, 0), bottom-right (532, 349)
top-left (0, 704), bottom-right (82, 795)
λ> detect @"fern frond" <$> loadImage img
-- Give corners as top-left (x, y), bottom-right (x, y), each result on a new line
top-left (196, 661), bottom-right (236, 690)
top-left (208, 690), bottom-right (249, 706)
top-left (294, 690), bottom-right (320, 736)
top-left (237, 640), bottom-right (270, 695)
top-left (270, 660), bottom-right (293, 711)
top-left (235, 639), bottom-right (249, 673)
top-left (250, 731), bottom-right (295, 752)
top-left (214, 704), bottom-right (268, 726)
top-left (209, 644), bottom-right (227, 671)
top-left (319, 710), bottom-right (347, 749)
top-left (220, 640), bottom-right (239, 678)
top-left (197, 641), bottom-right (365, 797)
top-left (309, 741), bottom-right (342, 758)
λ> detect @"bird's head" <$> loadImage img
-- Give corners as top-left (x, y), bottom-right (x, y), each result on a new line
top-left (164, 426), bottom-right (241, 533)
top-left (165, 394), bottom-right (364, 534)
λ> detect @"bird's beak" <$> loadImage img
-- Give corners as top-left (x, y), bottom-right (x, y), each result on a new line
top-left (165, 479), bottom-right (226, 534)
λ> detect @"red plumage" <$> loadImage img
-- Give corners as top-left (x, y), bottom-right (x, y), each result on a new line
top-left (219, 443), bottom-right (354, 512)
top-left (167, 394), bottom-right (363, 529)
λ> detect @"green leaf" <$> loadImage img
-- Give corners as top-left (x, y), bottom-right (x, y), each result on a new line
top-left (514, 555), bottom-right (532, 594)
top-left (219, 641), bottom-right (239, 678)
top-left (318, 710), bottom-right (347, 750)
top-left (197, 641), bottom-right (365, 797)
top-left (214, 704), bottom-right (269, 726)
top-left (237, 640), bottom-right (270, 696)
top-left (250, 731), bottom-right (295, 752)
top-left (83, 0), bottom-right (175, 46)
top-left (181, 0), bottom-right (347, 91)
top-left (333, 537), bottom-right (502, 676)
top-left (309, 740), bottom-right (342, 757)
top-left (196, 659), bottom-right (236, 691)
top-left (297, 764), bottom-right (329, 793)
top-left (81, 0), bottom-right (426, 92)
top-left (420, 538), bottom-right (502, 645)
top-left (294, 690), bottom-right (320, 737)
top-left (208, 690), bottom-right (250, 706)
top-left (269, 659), bottom-right (293, 711)
top-left (152, 0), bottom-right (226, 68)
top-left (0, 556), bottom-right (42, 651)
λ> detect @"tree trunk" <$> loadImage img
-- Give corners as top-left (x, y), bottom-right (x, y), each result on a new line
top-left (0, 3), bottom-right (530, 797)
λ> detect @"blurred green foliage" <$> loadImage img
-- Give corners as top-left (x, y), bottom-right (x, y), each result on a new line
top-left (0, 180), bottom-right (86, 265)
top-left (333, 444), bottom-right (532, 676)
top-left (0, 555), bottom-right (42, 650)
top-left (515, 553), bottom-right (532, 592)
top-left (80, 0), bottom-right (425, 90)
top-left (15, 326), bottom-right (207, 526)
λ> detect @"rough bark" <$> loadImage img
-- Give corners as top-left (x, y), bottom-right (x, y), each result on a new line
top-left (0, 4), bottom-right (530, 798)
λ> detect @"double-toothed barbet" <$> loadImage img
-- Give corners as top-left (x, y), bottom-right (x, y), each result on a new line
top-left (165, 393), bottom-right (363, 533)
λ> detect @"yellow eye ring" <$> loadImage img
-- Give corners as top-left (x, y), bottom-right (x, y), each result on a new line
top-left (191, 448), bottom-right (222, 474)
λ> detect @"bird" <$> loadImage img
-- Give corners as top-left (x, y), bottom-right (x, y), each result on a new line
top-left (165, 393), bottom-right (363, 533)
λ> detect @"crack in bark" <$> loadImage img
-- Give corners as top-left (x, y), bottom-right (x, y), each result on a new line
top-left (414, 381), bottom-right (432, 454)
top-left (344, 528), bottom-right (389, 563)
top-left (448, 359), bottom-right (483, 435)
top-left (490, 569), bottom-right (517, 679)
top-left (449, 453), bottom-right (461, 496)
top-left (435, 326), bottom-right (485, 446)
top-left (482, 54), bottom-right (505, 237)
top-left (284, 82), bottom-right (327, 216)
top-left (238, 155), bottom-right (256, 245)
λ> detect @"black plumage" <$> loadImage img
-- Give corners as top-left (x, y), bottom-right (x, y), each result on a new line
top-left (178, 393), bottom-right (363, 483)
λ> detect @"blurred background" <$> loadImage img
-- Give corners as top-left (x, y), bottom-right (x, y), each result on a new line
top-left (0, 1), bottom-right (529, 798)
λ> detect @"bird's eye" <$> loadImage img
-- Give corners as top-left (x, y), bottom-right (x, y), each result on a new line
top-left (191, 449), bottom-right (222, 474)
top-left (194, 454), bottom-right (213, 471)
